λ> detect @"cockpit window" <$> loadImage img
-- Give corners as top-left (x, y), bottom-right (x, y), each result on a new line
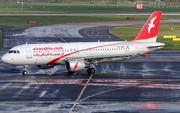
top-left (8, 50), bottom-right (13, 53)
top-left (13, 50), bottom-right (16, 53)
top-left (8, 50), bottom-right (20, 54)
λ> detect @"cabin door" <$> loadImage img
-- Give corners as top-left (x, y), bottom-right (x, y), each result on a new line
top-left (26, 47), bottom-right (32, 58)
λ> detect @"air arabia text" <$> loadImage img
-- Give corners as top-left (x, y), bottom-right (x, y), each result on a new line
top-left (33, 47), bottom-right (63, 51)
top-left (33, 47), bottom-right (64, 57)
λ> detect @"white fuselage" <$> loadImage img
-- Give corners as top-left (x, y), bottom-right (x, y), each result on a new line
top-left (1, 41), bottom-right (164, 66)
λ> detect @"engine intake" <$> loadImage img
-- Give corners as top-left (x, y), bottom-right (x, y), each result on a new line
top-left (66, 60), bottom-right (85, 72)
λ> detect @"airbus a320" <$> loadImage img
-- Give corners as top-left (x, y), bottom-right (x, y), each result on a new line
top-left (1, 11), bottom-right (165, 75)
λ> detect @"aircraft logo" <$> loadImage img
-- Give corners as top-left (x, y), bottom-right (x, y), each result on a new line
top-left (148, 16), bottom-right (157, 34)
top-left (74, 62), bottom-right (78, 70)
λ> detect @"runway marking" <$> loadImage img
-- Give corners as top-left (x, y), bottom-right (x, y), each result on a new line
top-left (93, 80), bottom-right (139, 82)
top-left (52, 28), bottom-right (67, 43)
top-left (80, 86), bottom-right (131, 102)
top-left (37, 78), bottom-right (180, 81)
top-left (69, 74), bottom-right (93, 113)
top-left (0, 101), bottom-right (180, 104)
top-left (77, 103), bottom-right (89, 108)
top-left (33, 79), bottom-right (180, 90)
top-left (97, 28), bottom-right (103, 36)
top-left (85, 28), bottom-right (92, 37)
top-left (40, 91), bottom-right (46, 97)
top-left (76, 103), bottom-right (100, 111)
top-left (29, 80), bottom-right (82, 85)
top-left (138, 84), bottom-right (180, 89)
top-left (79, 80), bottom-right (169, 102)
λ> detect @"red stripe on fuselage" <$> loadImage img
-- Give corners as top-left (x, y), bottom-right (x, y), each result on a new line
top-left (46, 42), bottom-right (123, 65)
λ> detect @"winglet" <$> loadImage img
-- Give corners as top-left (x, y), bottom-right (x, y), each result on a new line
top-left (131, 11), bottom-right (162, 42)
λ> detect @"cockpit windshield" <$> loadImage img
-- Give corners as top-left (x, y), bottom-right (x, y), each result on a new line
top-left (8, 50), bottom-right (13, 53)
top-left (8, 50), bottom-right (20, 54)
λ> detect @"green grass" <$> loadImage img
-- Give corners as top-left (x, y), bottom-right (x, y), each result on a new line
top-left (0, 30), bottom-right (2, 49)
top-left (0, 15), bottom-right (180, 26)
top-left (109, 23), bottom-right (180, 49)
top-left (0, 2), bottom-right (180, 13)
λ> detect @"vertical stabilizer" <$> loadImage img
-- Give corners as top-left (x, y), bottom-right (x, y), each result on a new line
top-left (131, 11), bottom-right (162, 42)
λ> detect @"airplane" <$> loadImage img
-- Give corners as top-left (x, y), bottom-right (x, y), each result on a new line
top-left (1, 11), bottom-right (165, 76)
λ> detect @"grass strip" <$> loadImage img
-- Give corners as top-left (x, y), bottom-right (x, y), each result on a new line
top-left (0, 15), bottom-right (180, 26)
top-left (0, 2), bottom-right (180, 14)
top-left (109, 23), bottom-right (180, 49)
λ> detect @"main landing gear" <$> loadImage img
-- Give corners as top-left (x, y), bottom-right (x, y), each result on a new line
top-left (22, 65), bottom-right (28, 76)
top-left (87, 68), bottom-right (95, 75)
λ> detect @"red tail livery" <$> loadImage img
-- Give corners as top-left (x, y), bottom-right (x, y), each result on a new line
top-left (131, 11), bottom-right (162, 42)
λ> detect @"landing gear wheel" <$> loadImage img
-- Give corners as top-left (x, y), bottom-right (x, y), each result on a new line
top-left (87, 68), bottom-right (95, 74)
top-left (91, 68), bottom-right (95, 74)
top-left (22, 65), bottom-right (28, 76)
top-left (22, 70), bottom-right (27, 76)
top-left (87, 68), bottom-right (91, 74)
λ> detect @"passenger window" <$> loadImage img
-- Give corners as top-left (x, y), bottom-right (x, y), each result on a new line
top-left (17, 50), bottom-right (20, 54)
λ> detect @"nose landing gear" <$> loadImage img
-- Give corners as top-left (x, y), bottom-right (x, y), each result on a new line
top-left (22, 65), bottom-right (28, 76)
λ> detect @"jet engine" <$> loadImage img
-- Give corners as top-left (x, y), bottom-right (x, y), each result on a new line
top-left (37, 64), bottom-right (55, 69)
top-left (66, 60), bottom-right (86, 72)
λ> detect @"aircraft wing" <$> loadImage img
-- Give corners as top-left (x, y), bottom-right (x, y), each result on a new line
top-left (83, 53), bottom-right (137, 60)
top-left (65, 53), bottom-right (138, 62)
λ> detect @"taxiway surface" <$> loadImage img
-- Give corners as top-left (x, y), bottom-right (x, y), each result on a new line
top-left (1, 20), bottom-right (180, 113)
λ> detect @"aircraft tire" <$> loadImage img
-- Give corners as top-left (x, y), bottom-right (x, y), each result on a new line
top-left (22, 70), bottom-right (27, 76)
top-left (87, 68), bottom-right (95, 74)
top-left (87, 68), bottom-right (91, 74)
top-left (90, 68), bottom-right (95, 74)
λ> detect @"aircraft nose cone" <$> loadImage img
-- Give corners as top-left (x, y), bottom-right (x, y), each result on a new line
top-left (1, 54), bottom-right (9, 63)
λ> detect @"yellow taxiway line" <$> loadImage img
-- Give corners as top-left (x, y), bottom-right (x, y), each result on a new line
top-left (69, 74), bottom-right (93, 113)
top-left (52, 28), bottom-right (67, 43)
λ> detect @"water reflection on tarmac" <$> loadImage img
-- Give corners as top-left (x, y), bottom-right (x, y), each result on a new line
top-left (0, 61), bottom-right (180, 112)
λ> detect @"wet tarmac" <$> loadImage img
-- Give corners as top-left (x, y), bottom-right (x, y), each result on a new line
top-left (1, 20), bottom-right (180, 112)
top-left (1, 61), bottom-right (180, 112)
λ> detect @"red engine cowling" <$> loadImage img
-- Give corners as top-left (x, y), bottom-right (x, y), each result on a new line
top-left (65, 60), bottom-right (86, 72)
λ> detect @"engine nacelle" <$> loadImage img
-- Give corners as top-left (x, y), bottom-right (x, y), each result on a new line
top-left (37, 64), bottom-right (55, 69)
top-left (66, 60), bottom-right (86, 72)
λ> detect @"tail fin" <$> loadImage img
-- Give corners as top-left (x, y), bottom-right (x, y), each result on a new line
top-left (131, 11), bottom-right (162, 42)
